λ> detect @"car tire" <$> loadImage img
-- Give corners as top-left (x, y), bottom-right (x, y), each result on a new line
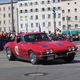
top-left (64, 54), bottom-right (75, 63)
top-left (6, 48), bottom-right (16, 61)
top-left (29, 51), bottom-right (39, 65)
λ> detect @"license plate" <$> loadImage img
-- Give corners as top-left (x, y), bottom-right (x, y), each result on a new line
top-left (47, 56), bottom-right (54, 60)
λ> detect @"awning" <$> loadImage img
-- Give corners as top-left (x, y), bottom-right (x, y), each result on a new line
top-left (62, 30), bottom-right (78, 35)
top-left (70, 30), bottom-right (78, 35)
top-left (62, 30), bottom-right (70, 35)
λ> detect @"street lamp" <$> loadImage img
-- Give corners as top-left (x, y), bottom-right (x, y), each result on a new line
top-left (11, 0), bottom-right (15, 32)
top-left (53, 8), bottom-right (56, 35)
top-left (66, 16), bottom-right (71, 41)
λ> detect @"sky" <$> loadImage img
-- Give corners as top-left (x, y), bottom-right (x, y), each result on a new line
top-left (0, 0), bottom-right (10, 3)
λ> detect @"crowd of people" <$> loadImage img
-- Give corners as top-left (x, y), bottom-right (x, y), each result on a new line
top-left (0, 31), bottom-right (16, 50)
top-left (48, 31), bottom-right (80, 41)
top-left (0, 31), bottom-right (80, 51)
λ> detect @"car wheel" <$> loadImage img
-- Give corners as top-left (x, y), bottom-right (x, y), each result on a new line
top-left (29, 51), bottom-right (39, 65)
top-left (64, 54), bottom-right (75, 63)
top-left (6, 48), bottom-right (16, 61)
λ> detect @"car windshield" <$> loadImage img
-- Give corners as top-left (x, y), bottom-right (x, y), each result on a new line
top-left (24, 33), bottom-right (50, 43)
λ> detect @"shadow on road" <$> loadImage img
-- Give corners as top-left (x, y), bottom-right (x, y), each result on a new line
top-left (40, 59), bottom-right (80, 65)
top-left (16, 59), bottom-right (80, 65)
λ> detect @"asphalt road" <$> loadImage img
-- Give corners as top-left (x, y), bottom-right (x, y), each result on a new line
top-left (0, 41), bottom-right (80, 80)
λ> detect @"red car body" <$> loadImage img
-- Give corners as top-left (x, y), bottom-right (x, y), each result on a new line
top-left (4, 32), bottom-right (77, 64)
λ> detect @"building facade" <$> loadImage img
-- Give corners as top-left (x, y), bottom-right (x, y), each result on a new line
top-left (61, 0), bottom-right (80, 31)
top-left (17, 0), bottom-right (62, 33)
top-left (2, 0), bottom-right (80, 34)
top-left (0, 2), bottom-right (17, 33)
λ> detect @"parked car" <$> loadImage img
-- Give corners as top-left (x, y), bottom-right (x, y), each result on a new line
top-left (4, 32), bottom-right (77, 64)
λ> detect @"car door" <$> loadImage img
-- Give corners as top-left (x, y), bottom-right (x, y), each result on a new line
top-left (15, 36), bottom-right (27, 59)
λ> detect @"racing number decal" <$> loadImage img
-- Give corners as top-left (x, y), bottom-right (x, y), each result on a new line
top-left (15, 46), bottom-right (19, 55)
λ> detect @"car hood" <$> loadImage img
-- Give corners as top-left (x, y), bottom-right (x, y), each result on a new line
top-left (26, 40), bottom-right (77, 53)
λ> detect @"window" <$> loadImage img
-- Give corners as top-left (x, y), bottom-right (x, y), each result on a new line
top-left (4, 20), bottom-right (6, 24)
top-left (48, 22), bottom-right (51, 27)
top-left (42, 14), bottom-right (45, 19)
top-left (8, 7), bottom-right (10, 10)
top-left (68, 17), bottom-right (71, 21)
top-left (30, 2), bottom-right (33, 6)
top-left (68, 9), bottom-right (70, 13)
top-left (75, 16), bottom-right (77, 20)
top-left (17, 37), bottom-right (23, 43)
top-left (43, 22), bottom-right (45, 27)
top-left (47, 0), bottom-right (50, 4)
top-left (31, 23), bottom-right (33, 28)
top-left (3, 14), bottom-right (6, 18)
top-left (47, 7), bottom-right (51, 11)
top-left (53, 7), bottom-right (56, 10)
top-left (68, 3), bottom-right (70, 5)
top-left (35, 2), bottom-right (38, 5)
top-left (58, 13), bottom-right (61, 18)
top-left (62, 17), bottom-right (65, 21)
top-left (30, 16), bottom-right (33, 20)
top-left (25, 24), bottom-right (28, 32)
top-left (19, 3), bottom-right (23, 7)
top-left (20, 10), bottom-right (23, 13)
top-left (35, 8), bottom-right (39, 12)
top-left (25, 16), bottom-right (27, 20)
top-left (20, 24), bottom-right (23, 28)
top-left (58, 0), bottom-right (60, 2)
top-left (68, 25), bottom-right (71, 29)
top-left (25, 3), bottom-right (28, 6)
top-left (25, 9), bottom-right (28, 13)
top-left (0, 21), bottom-right (1, 25)
top-left (58, 21), bottom-right (61, 26)
top-left (62, 10), bottom-right (65, 13)
top-left (8, 13), bottom-right (11, 17)
top-left (3, 7), bottom-right (5, 11)
top-left (48, 14), bottom-right (51, 18)
top-left (63, 25), bottom-right (66, 30)
top-left (35, 15), bottom-right (38, 20)
top-left (4, 27), bottom-right (6, 31)
top-left (30, 9), bottom-right (33, 12)
top-left (74, 8), bottom-right (77, 12)
top-left (75, 24), bottom-right (78, 28)
top-left (36, 23), bottom-right (38, 27)
top-left (53, 0), bottom-right (55, 3)
top-left (74, 2), bottom-right (77, 4)
top-left (20, 16), bottom-right (23, 21)
top-left (0, 27), bottom-right (1, 32)
top-left (58, 7), bottom-right (61, 10)
top-left (41, 1), bottom-right (45, 4)
top-left (42, 8), bottom-right (45, 11)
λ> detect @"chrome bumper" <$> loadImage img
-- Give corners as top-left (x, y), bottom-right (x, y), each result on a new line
top-left (39, 51), bottom-right (76, 60)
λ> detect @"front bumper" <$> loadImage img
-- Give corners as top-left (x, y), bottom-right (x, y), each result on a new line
top-left (39, 51), bottom-right (76, 61)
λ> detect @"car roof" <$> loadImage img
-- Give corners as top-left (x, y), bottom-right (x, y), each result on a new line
top-left (18, 32), bottom-right (45, 36)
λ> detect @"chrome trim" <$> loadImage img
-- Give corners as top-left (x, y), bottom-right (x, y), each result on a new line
top-left (67, 51), bottom-right (77, 53)
top-left (40, 54), bottom-right (55, 57)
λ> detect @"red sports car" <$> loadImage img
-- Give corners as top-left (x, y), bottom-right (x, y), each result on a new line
top-left (4, 32), bottom-right (77, 64)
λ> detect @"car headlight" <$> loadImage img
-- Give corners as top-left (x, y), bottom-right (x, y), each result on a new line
top-left (45, 49), bottom-right (53, 54)
top-left (49, 49), bottom-right (53, 53)
top-left (68, 47), bottom-right (72, 51)
top-left (71, 47), bottom-right (75, 51)
top-left (46, 50), bottom-right (50, 54)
